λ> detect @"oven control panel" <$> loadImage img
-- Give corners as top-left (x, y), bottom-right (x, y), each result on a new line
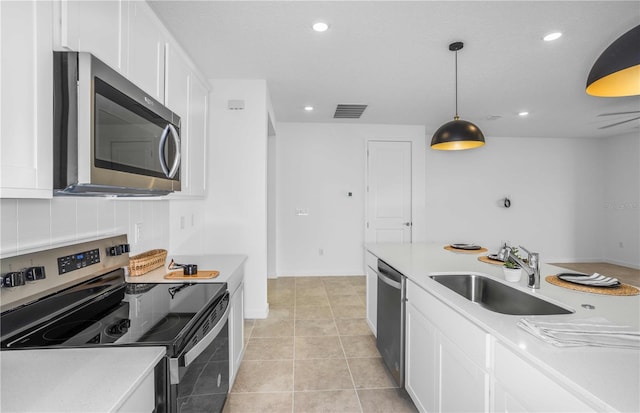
top-left (57, 248), bottom-right (101, 274)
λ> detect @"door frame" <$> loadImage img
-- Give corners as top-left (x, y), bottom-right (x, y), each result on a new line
top-left (365, 139), bottom-right (414, 244)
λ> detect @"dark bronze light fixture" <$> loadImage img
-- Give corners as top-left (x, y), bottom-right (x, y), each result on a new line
top-left (586, 25), bottom-right (640, 97)
top-left (431, 41), bottom-right (485, 151)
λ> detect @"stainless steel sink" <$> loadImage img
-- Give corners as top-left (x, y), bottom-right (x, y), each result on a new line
top-left (430, 274), bottom-right (573, 315)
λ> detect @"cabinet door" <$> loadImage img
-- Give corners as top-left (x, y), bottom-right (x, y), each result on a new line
top-left (127, 1), bottom-right (165, 101)
top-left (493, 342), bottom-right (595, 412)
top-left (405, 302), bottom-right (437, 413)
top-left (365, 265), bottom-right (378, 335)
top-left (439, 333), bottom-right (488, 412)
top-left (187, 75), bottom-right (208, 197)
top-left (58, 0), bottom-right (127, 73)
top-left (165, 41), bottom-right (208, 198)
top-left (0, 1), bottom-right (53, 198)
top-left (229, 282), bottom-right (245, 387)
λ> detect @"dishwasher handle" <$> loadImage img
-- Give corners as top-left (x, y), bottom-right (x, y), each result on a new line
top-left (377, 260), bottom-right (403, 290)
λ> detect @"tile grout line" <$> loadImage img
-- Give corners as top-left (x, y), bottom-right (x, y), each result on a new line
top-left (326, 278), bottom-right (366, 413)
top-left (292, 279), bottom-right (297, 413)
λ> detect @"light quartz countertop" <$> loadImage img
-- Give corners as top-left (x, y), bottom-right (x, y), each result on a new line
top-left (0, 346), bottom-right (165, 412)
top-left (126, 254), bottom-right (247, 293)
top-left (366, 242), bottom-right (640, 413)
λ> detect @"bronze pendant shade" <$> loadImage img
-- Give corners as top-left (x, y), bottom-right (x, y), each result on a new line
top-left (431, 42), bottom-right (485, 150)
top-left (586, 25), bottom-right (640, 97)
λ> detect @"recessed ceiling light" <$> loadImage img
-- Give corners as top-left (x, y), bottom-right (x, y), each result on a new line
top-left (543, 32), bottom-right (562, 42)
top-left (304, 106), bottom-right (314, 111)
top-left (518, 111), bottom-right (529, 117)
top-left (312, 22), bottom-right (329, 32)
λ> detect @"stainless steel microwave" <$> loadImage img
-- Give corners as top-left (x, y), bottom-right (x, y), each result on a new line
top-left (53, 51), bottom-right (181, 196)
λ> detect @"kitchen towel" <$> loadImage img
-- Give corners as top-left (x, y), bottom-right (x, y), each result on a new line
top-left (518, 317), bottom-right (640, 349)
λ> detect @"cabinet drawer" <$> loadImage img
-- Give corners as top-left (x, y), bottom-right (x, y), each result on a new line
top-left (407, 280), bottom-right (488, 368)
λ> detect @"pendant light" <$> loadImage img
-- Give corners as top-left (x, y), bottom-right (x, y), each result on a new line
top-left (431, 42), bottom-right (485, 150)
top-left (586, 25), bottom-right (640, 97)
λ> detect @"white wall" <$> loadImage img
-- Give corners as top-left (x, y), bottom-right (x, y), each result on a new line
top-left (274, 128), bottom-right (639, 273)
top-left (275, 122), bottom-right (426, 276)
top-left (424, 136), bottom-right (605, 262)
top-left (197, 79), bottom-right (271, 318)
top-left (0, 197), bottom-right (170, 257)
top-left (601, 133), bottom-right (640, 268)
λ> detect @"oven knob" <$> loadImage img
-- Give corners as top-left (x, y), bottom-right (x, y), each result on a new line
top-left (1, 271), bottom-right (26, 288)
top-left (107, 246), bottom-right (122, 256)
top-left (108, 319), bottom-right (131, 335)
top-left (120, 244), bottom-right (130, 253)
top-left (25, 266), bottom-right (46, 281)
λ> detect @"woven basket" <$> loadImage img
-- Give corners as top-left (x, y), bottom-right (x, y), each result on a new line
top-left (128, 249), bottom-right (167, 276)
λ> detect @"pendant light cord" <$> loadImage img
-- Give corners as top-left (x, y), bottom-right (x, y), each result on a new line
top-left (454, 49), bottom-right (459, 119)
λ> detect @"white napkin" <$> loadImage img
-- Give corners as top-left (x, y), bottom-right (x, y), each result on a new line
top-left (518, 317), bottom-right (640, 349)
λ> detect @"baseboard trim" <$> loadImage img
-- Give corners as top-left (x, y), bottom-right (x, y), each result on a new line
top-left (245, 302), bottom-right (269, 319)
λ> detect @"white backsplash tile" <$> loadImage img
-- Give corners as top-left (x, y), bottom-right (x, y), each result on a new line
top-left (0, 197), bottom-right (171, 258)
top-left (97, 198), bottom-right (116, 237)
top-left (16, 199), bottom-right (51, 253)
top-left (50, 198), bottom-right (77, 245)
top-left (0, 199), bottom-right (19, 257)
top-left (76, 198), bottom-right (99, 241)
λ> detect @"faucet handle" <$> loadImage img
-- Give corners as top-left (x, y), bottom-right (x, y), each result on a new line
top-left (518, 245), bottom-right (532, 256)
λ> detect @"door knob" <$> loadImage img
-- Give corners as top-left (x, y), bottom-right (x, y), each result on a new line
top-left (403, 222), bottom-right (412, 227)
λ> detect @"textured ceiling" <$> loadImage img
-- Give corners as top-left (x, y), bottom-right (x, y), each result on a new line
top-left (149, 1), bottom-right (640, 139)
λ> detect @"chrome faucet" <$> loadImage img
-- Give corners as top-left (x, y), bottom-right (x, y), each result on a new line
top-left (506, 245), bottom-right (540, 289)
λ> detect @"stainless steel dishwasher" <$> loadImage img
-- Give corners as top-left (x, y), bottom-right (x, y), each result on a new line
top-left (376, 259), bottom-right (405, 388)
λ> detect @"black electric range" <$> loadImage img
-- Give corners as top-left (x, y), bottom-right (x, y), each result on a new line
top-left (0, 235), bottom-right (230, 413)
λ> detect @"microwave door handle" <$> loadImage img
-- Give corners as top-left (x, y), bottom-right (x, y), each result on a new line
top-left (158, 124), bottom-right (181, 179)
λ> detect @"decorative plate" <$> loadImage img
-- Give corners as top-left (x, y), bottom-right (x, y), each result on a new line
top-left (557, 273), bottom-right (621, 288)
top-left (450, 243), bottom-right (481, 250)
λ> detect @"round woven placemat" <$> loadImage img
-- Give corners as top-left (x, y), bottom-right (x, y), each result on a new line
top-left (545, 275), bottom-right (639, 296)
top-left (444, 245), bottom-right (488, 254)
top-left (478, 255), bottom-right (504, 266)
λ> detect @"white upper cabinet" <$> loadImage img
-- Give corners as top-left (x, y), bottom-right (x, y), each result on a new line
top-left (56, 0), bottom-right (128, 73)
top-left (127, 1), bottom-right (166, 102)
top-left (1, 0), bottom-right (208, 199)
top-left (187, 75), bottom-right (208, 197)
top-left (0, 1), bottom-right (54, 198)
top-left (165, 41), bottom-right (209, 198)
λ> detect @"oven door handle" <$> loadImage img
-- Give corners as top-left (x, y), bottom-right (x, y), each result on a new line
top-left (170, 303), bottom-right (230, 384)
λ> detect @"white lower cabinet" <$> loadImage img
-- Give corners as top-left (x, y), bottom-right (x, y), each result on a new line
top-left (229, 281), bottom-right (245, 387)
top-left (365, 251), bottom-right (378, 335)
top-left (405, 279), bottom-right (489, 413)
top-left (493, 341), bottom-right (595, 413)
top-left (405, 279), bottom-right (598, 413)
top-left (405, 300), bottom-right (437, 412)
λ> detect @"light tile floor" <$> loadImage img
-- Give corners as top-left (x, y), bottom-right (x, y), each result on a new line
top-left (224, 276), bottom-right (417, 413)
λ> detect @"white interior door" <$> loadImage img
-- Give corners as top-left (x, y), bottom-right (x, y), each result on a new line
top-left (366, 141), bottom-right (412, 243)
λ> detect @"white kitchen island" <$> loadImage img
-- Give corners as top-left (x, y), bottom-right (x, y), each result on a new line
top-left (366, 243), bottom-right (640, 413)
top-left (0, 346), bottom-right (165, 412)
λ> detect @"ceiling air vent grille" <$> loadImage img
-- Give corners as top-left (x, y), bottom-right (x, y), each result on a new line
top-left (334, 104), bottom-right (368, 119)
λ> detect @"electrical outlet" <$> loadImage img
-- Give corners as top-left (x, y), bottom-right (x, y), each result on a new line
top-left (134, 223), bottom-right (143, 243)
top-left (319, 248), bottom-right (324, 256)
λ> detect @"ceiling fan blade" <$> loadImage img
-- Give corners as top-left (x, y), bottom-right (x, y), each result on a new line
top-left (598, 116), bottom-right (640, 129)
top-left (598, 111), bottom-right (640, 117)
